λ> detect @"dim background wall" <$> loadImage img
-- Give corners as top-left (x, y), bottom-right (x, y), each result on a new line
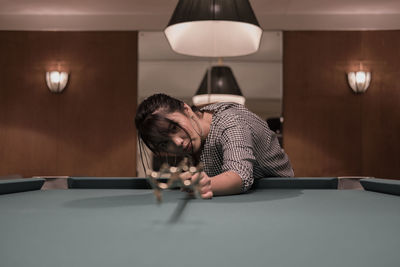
top-left (283, 31), bottom-right (400, 179)
top-left (0, 31), bottom-right (138, 177)
top-left (2, 30), bottom-right (399, 179)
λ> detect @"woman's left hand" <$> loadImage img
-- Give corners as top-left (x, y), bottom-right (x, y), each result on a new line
top-left (180, 171), bottom-right (213, 199)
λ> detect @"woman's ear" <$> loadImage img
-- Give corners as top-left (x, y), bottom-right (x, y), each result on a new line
top-left (183, 103), bottom-right (192, 116)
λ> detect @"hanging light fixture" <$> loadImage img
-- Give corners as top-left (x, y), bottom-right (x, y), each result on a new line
top-left (347, 71), bottom-right (371, 94)
top-left (46, 71), bottom-right (69, 93)
top-left (165, 0), bottom-right (263, 57)
top-left (192, 65), bottom-right (245, 106)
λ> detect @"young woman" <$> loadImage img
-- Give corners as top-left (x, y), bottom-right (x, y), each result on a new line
top-left (135, 93), bottom-right (294, 199)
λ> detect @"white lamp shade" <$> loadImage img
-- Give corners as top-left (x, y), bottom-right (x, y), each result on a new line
top-left (165, 0), bottom-right (262, 57)
top-left (347, 71), bottom-right (371, 93)
top-left (46, 71), bottom-right (69, 93)
top-left (165, 21), bottom-right (262, 57)
top-left (192, 66), bottom-right (245, 106)
top-left (192, 94), bottom-right (245, 106)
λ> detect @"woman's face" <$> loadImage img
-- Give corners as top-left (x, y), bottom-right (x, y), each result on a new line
top-left (163, 109), bottom-right (202, 155)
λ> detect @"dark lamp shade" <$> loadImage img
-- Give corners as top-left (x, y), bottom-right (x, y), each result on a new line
top-left (192, 66), bottom-right (245, 106)
top-left (165, 0), bottom-right (262, 57)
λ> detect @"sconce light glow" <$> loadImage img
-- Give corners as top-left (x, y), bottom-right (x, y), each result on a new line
top-left (347, 71), bottom-right (371, 93)
top-left (46, 71), bottom-right (69, 93)
top-left (355, 72), bottom-right (366, 83)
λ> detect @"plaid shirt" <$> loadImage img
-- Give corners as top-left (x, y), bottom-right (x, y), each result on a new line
top-left (200, 103), bottom-right (294, 192)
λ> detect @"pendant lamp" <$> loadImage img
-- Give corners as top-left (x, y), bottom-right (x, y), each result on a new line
top-left (192, 66), bottom-right (245, 106)
top-left (165, 0), bottom-right (262, 57)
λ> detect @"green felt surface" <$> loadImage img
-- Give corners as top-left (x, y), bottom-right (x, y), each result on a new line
top-left (1, 189), bottom-right (400, 267)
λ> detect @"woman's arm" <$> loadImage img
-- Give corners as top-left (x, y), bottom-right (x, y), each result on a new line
top-left (183, 170), bottom-right (242, 199)
top-left (209, 171), bottom-right (242, 196)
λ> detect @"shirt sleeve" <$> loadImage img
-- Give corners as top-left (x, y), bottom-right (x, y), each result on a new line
top-left (219, 115), bottom-right (256, 192)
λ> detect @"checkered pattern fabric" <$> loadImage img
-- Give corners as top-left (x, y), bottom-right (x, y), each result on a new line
top-left (200, 103), bottom-right (294, 192)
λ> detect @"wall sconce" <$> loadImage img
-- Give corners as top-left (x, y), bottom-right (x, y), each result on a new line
top-left (46, 71), bottom-right (69, 93)
top-left (347, 71), bottom-right (371, 93)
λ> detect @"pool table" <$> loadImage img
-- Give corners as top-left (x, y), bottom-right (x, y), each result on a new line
top-left (1, 177), bottom-right (400, 267)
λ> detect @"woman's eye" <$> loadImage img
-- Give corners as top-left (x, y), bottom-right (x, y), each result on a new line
top-left (169, 124), bottom-right (178, 132)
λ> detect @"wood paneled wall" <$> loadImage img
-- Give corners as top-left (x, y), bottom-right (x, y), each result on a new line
top-left (283, 31), bottom-right (400, 179)
top-left (0, 31), bottom-right (138, 177)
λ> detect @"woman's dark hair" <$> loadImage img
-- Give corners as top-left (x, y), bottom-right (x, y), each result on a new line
top-left (135, 93), bottom-right (200, 172)
top-left (135, 93), bottom-right (189, 154)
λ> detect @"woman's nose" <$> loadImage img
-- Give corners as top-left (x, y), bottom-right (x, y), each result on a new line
top-left (172, 136), bottom-right (184, 147)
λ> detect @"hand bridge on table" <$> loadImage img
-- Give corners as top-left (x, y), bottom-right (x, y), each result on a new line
top-left (146, 159), bottom-right (204, 203)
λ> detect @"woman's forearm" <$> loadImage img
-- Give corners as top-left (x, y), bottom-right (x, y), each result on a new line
top-left (210, 171), bottom-right (243, 196)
